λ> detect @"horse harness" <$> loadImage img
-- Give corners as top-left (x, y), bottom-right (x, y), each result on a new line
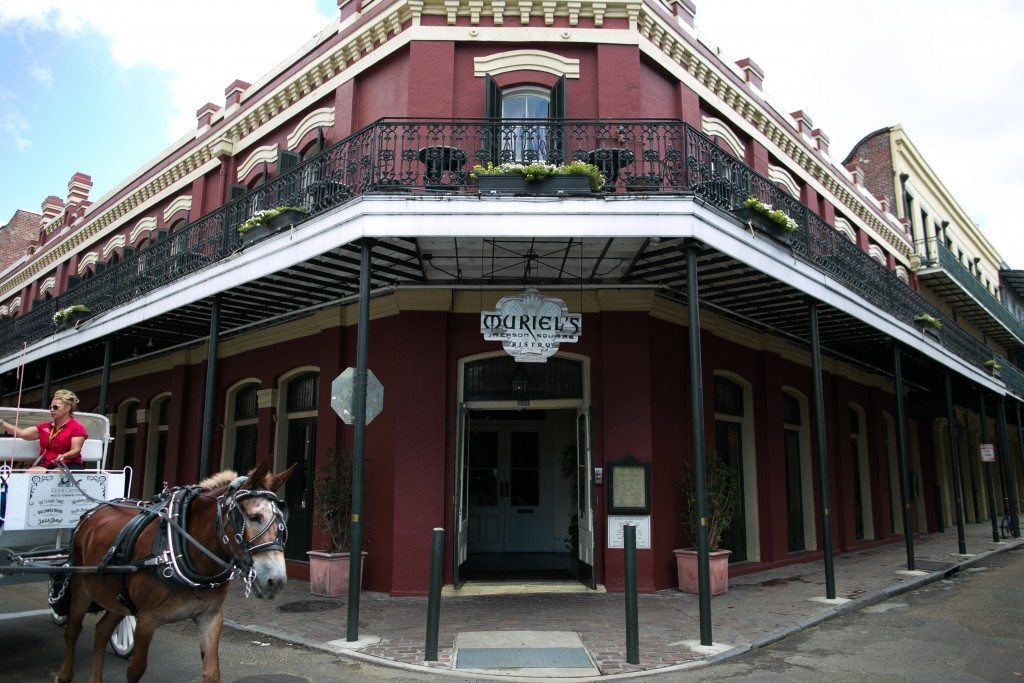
top-left (62, 476), bottom-right (288, 613)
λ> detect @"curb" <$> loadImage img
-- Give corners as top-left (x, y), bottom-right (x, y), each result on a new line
top-left (222, 540), bottom-right (1022, 680)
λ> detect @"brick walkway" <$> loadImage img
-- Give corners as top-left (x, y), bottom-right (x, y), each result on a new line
top-left (223, 522), bottom-right (1022, 678)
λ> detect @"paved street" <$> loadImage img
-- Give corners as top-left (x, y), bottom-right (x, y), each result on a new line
top-left (656, 548), bottom-right (1024, 681)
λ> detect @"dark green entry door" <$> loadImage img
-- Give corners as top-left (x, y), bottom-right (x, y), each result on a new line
top-left (715, 420), bottom-right (746, 561)
top-left (285, 417), bottom-right (316, 560)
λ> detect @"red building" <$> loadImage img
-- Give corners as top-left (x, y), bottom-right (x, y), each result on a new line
top-left (1, 0), bottom-right (1022, 610)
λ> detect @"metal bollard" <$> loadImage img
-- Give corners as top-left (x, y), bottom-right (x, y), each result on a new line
top-left (623, 524), bottom-right (639, 665)
top-left (424, 527), bottom-right (444, 661)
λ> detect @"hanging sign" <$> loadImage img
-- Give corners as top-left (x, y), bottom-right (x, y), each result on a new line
top-left (480, 288), bottom-right (582, 363)
top-left (979, 443), bottom-right (996, 462)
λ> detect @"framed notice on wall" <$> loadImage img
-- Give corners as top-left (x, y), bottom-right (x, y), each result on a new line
top-left (607, 454), bottom-right (651, 515)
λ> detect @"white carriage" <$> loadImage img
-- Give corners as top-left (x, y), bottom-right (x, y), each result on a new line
top-left (0, 408), bottom-right (135, 656)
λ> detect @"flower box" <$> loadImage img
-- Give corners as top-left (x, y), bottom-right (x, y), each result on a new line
top-left (735, 206), bottom-right (793, 247)
top-left (240, 208), bottom-right (306, 246)
top-left (478, 174), bottom-right (592, 195)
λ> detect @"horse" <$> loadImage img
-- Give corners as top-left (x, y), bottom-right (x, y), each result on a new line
top-left (56, 457), bottom-right (295, 683)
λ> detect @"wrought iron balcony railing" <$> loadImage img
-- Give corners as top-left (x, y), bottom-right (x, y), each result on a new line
top-left (0, 118), bottom-right (1016, 391)
top-left (920, 237), bottom-right (1024, 343)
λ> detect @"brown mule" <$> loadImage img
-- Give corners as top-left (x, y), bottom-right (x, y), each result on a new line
top-left (56, 458), bottom-right (295, 683)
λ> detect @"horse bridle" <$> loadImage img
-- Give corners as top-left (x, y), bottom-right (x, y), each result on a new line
top-left (215, 477), bottom-right (289, 593)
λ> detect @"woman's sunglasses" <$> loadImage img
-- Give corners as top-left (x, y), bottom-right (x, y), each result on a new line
top-left (49, 405), bottom-right (64, 411)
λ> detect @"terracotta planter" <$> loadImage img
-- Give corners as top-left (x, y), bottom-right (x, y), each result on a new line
top-left (673, 548), bottom-right (731, 595)
top-left (306, 550), bottom-right (367, 597)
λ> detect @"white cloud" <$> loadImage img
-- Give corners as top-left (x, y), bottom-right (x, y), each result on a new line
top-left (0, 86), bottom-right (31, 152)
top-left (694, 0), bottom-right (1024, 264)
top-left (0, 0), bottom-right (334, 138)
top-left (27, 63), bottom-right (52, 87)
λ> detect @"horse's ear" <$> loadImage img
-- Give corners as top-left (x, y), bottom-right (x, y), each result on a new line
top-left (263, 462), bottom-right (298, 492)
top-left (245, 457), bottom-right (275, 488)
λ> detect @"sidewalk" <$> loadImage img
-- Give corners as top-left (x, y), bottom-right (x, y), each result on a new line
top-left (223, 522), bottom-right (1022, 679)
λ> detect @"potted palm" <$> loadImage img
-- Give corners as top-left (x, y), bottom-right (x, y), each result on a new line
top-left (674, 451), bottom-right (739, 595)
top-left (307, 447), bottom-right (365, 597)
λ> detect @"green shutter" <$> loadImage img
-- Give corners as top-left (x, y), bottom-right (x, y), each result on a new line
top-left (278, 150), bottom-right (300, 175)
top-left (551, 76), bottom-right (566, 118)
top-left (229, 184), bottom-right (247, 200)
top-left (484, 74), bottom-right (501, 118)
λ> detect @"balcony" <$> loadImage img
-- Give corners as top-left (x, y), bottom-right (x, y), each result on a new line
top-left (915, 238), bottom-right (1024, 349)
top-left (0, 118), bottom-right (1014, 389)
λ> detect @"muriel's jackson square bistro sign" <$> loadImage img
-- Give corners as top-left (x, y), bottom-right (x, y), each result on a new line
top-left (481, 288), bottom-right (582, 362)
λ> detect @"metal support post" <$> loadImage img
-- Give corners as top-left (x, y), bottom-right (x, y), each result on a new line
top-left (199, 295), bottom-right (221, 479)
top-left (623, 524), bottom-right (639, 665)
top-left (425, 527), bottom-right (444, 661)
top-left (685, 246), bottom-right (712, 645)
top-left (347, 241), bottom-right (372, 642)
top-left (944, 372), bottom-right (967, 554)
top-left (891, 344), bottom-right (915, 569)
top-left (98, 337), bottom-right (113, 417)
top-left (40, 357), bottom-right (52, 408)
top-left (809, 301), bottom-right (836, 598)
top-left (996, 398), bottom-right (1021, 538)
top-left (979, 391), bottom-right (999, 542)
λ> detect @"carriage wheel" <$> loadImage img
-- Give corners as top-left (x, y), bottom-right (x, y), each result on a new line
top-left (109, 615), bottom-right (136, 658)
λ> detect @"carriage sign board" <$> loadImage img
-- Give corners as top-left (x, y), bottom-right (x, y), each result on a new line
top-left (27, 473), bottom-right (109, 528)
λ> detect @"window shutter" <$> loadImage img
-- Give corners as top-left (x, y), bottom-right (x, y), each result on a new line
top-left (316, 127), bottom-right (326, 154)
top-left (122, 246), bottom-right (135, 260)
top-left (152, 229), bottom-right (169, 246)
top-left (484, 74), bottom-right (501, 118)
top-left (549, 76), bottom-right (567, 163)
top-left (67, 275), bottom-right (81, 289)
top-left (229, 184), bottom-right (247, 200)
top-left (551, 76), bottom-right (567, 118)
top-left (94, 261), bottom-right (107, 273)
top-left (278, 150), bottom-right (300, 175)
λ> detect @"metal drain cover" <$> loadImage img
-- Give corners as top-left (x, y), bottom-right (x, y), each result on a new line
top-left (276, 600), bottom-right (343, 613)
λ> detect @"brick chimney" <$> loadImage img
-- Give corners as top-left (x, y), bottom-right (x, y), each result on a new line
top-left (845, 163), bottom-right (864, 186)
top-left (40, 195), bottom-right (64, 226)
top-left (790, 111), bottom-right (814, 136)
top-left (224, 80), bottom-right (250, 110)
top-left (811, 128), bottom-right (829, 155)
top-left (736, 58), bottom-right (764, 89)
top-left (66, 173), bottom-right (92, 206)
top-left (196, 102), bottom-right (221, 129)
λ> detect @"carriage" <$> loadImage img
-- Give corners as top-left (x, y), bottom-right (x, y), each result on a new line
top-left (0, 407), bottom-right (136, 656)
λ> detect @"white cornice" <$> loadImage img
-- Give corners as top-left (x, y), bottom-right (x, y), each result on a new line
top-left (474, 49), bottom-right (581, 78)
top-left (39, 276), bottom-right (56, 295)
top-left (78, 252), bottom-right (98, 274)
top-left (834, 216), bottom-right (856, 243)
top-left (768, 164), bottom-right (800, 198)
top-left (102, 234), bottom-right (126, 258)
top-left (130, 217), bottom-right (158, 244)
top-left (286, 107), bottom-right (336, 150)
top-left (162, 195), bottom-right (193, 223)
top-left (700, 115), bottom-right (745, 157)
top-left (237, 144), bottom-right (279, 183)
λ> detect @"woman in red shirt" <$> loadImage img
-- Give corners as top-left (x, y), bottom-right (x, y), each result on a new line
top-left (0, 389), bottom-right (88, 470)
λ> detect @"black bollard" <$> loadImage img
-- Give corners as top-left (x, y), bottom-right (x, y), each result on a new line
top-left (624, 524), bottom-right (639, 665)
top-left (424, 527), bottom-right (444, 661)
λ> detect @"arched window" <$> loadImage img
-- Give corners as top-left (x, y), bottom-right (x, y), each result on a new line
top-left (113, 399), bottom-right (139, 470)
top-left (848, 404), bottom-right (874, 540)
top-left (713, 373), bottom-right (759, 562)
top-left (225, 381), bottom-right (259, 474)
top-left (484, 75), bottom-right (566, 164)
top-left (782, 389), bottom-right (815, 552)
top-left (144, 395), bottom-right (172, 497)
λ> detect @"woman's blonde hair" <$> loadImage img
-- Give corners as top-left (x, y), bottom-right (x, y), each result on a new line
top-left (52, 389), bottom-right (79, 414)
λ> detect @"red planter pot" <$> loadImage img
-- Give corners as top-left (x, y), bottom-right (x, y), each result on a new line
top-left (673, 548), bottom-right (732, 595)
top-left (306, 550), bottom-right (367, 597)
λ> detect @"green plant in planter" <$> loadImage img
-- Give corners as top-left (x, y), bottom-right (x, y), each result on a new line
top-left (53, 304), bottom-right (89, 326)
top-left (984, 359), bottom-right (1003, 372)
top-left (237, 205), bottom-right (309, 236)
top-left (681, 451), bottom-right (739, 551)
top-left (913, 313), bottom-right (942, 330)
top-left (470, 161), bottom-right (606, 192)
top-left (313, 447), bottom-right (353, 553)
top-left (742, 196), bottom-right (799, 232)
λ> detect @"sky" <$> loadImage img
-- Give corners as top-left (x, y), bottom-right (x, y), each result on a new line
top-left (0, 0), bottom-right (1021, 265)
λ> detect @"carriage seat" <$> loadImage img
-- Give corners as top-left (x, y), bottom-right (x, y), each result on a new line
top-left (2, 436), bottom-right (104, 466)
